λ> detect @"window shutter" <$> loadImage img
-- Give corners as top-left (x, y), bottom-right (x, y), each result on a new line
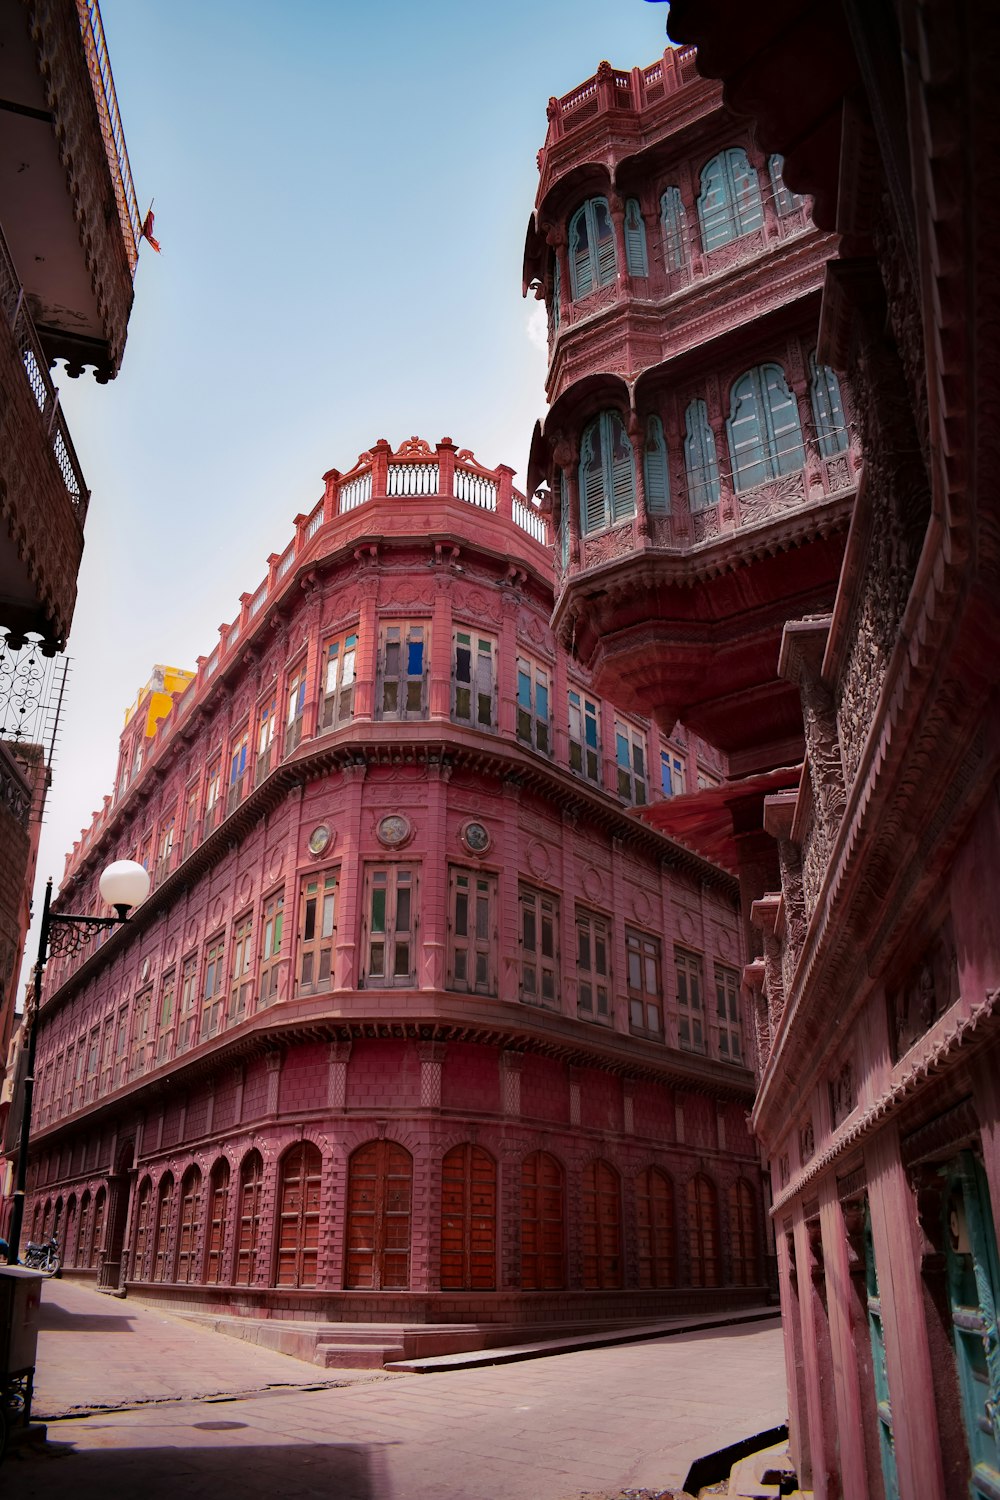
top-left (579, 419), bottom-right (608, 534)
top-left (607, 413), bottom-right (636, 522)
top-left (684, 399), bottom-right (721, 510)
top-left (624, 199), bottom-right (648, 277)
top-left (762, 363), bottom-right (804, 474)
top-left (643, 415), bottom-right (670, 513)
top-left (660, 187), bottom-right (687, 273)
top-left (592, 199), bottom-right (617, 286)
top-left (698, 154), bottom-right (733, 250)
top-left (728, 148), bottom-right (764, 234)
top-left (569, 205), bottom-right (593, 299)
top-left (727, 370), bottom-right (768, 491)
top-left (810, 353), bottom-right (847, 456)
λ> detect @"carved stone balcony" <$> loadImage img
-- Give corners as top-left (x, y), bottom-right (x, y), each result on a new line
top-left (1, 0), bottom-right (141, 379)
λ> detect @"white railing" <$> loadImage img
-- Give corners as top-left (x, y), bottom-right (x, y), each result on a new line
top-left (454, 469), bottom-right (497, 509)
top-left (204, 648), bottom-right (219, 680)
top-left (339, 470), bottom-right (372, 511)
top-left (386, 463), bottom-right (439, 497)
top-left (513, 497), bottom-right (547, 544)
top-left (248, 583), bottom-right (267, 618)
top-left (276, 545), bottom-right (295, 579)
top-left (227, 622), bottom-right (239, 649)
top-left (305, 506), bottom-right (324, 540)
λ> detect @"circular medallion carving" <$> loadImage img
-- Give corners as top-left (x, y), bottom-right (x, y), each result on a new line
top-left (582, 866), bottom-right (603, 903)
top-left (184, 919), bottom-right (198, 948)
top-left (377, 814), bottom-right (412, 848)
top-left (631, 888), bottom-right (653, 925)
top-left (209, 897), bottom-right (224, 930)
top-left (716, 927), bottom-right (733, 959)
top-left (267, 846), bottom-right (284, 883)
top-left (140, 958), bottom-right (151, 985)
top-left (237, 874), bottom-right (253, 907)
top-left (460, 820), bottom-right (491, 855)
top-left (678, 909), bottom-right (696, 943)
top-left (164, 936), bottom-right (177, 965)
top-left (526, 840), bottom-right (550, 879)
top-left (308, 824), bottom-right (332, 857)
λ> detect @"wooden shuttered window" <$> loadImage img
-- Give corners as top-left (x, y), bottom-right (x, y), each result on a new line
top-left (624, 198), bottom-right (648, 276)
top-left (235, 1150), bottom-right (264, 1286)
top-left (660, 186), bottom-right (688, 274)
top-left (152, 1174), bottom-right (174, 1283)
top-left (568, 689), bottom-right (600, 782)
top-left (568, 197), bottom-right (617, 300)
top-left (636, 1167), bottom-right (677, 1288)
top-left (205, 1159), bottom-right (230, 1285)
top-left (728, 1180), bottom-right (757, 1286)
top-left (809, 352), bottom-right (848, 457)
top-left (767, 153), bottom-right (803, 217)
top-left (76, 1191), bottom-right (92, 1268)
top-left (276, 1142), bottom-right (323, 1287)
top-left (520, 1151), bottom-right (565, 1290)
top-left (200, 935), bottom-right (225, 1041)
top-left (321, 631), bottom-right (358, 729)
top-left (516, 656), bottom-right (552, 754)
top-left (259, 891), bottom-right (284, 1006)
top-left (92, 1187), bottom-right (106, 1267)
top-left (177, 954), bottom-right (198, 1053)
top-left (715, 964), bottom-right (743, 1063)
top-left (447, 868), bottom-right (497, 995)
top-left (687, 1174), bottom-right (720, 1287)
top-left (229, 916), bottom-right (253, 1024)
top-left (676, 947), bottom-right (706, 1051)
top-left (684, 398), bottom-right (721, 511)
top-left (452, 630), bottom-right (496, 728)
top-left (378, 621), bottom-right (428, 719)
top-left (727, 363), bottom-right (805, 491)
top-left (363, 867), bottom-right (415, 985)
top-left (576, 908), bottom-right (611, 1021)
top-left (156, 969), bottom-right (176, 1063)
top-left (132, 1179), bottom-right (151, 1279)
top-left (519, 886), bottom-right (559, 1006)
top-left (697, 148), bottom-right (764, 251)
top-left (345, 1141), bottom-right (413, 1290)
top-left (615, 720), bottom-right (647, 804)
top-left (627, 928), bottom-right (663, 1037)
top-left (297, 871), bottom-right (337, 995)
top-left (579, 411), bottom-right (636, 535)
top-left (581, 1160), bottom-right (623, 1289)
top-left (175, 1167), bottom-right (202, 1284)
top-left (643, 415), bottom-right (670, 514)
top-left (256, 696), bottom-right (277, 783)
top-left (440, 1144), bottom-right (496, 1290)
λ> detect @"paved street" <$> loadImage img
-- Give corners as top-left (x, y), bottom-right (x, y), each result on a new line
top-left (4, 1281), bottom-right (786, 1499)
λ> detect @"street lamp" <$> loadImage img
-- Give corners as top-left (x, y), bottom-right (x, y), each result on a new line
top-left (5, 860), bottom-right (151, 1264)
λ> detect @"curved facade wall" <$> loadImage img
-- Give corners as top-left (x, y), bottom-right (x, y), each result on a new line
top-left (24, 437), bottom-right (763, 1339)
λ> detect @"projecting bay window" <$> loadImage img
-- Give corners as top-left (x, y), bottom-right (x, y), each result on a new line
top-left (516, 657), bottom-right (551, 754)
top-left (660, 748), bottom-right (686, 797)
top-left (204, 760), bottom-right (222, 834)
top-left (297, 872), bottom-right (337, 995)
top-left (627, 929), bottom-right (663, 1038)
top-left (452, 630), bottom-right (496, 730)
top-left (230, 915), bottom-right (253, 1023)
top-left (447, 868), bottom-right (496, 995)
top-left (227, 731), bottom-right (249, 815)
top-left (519, 886), bottom-right (559, 1007)
top-left (177, 954), bottom-right (198, 1053)
top-left (285, 665), bottom-right (306, 753)
top-left (568, 196), bottom-right (617, 299)
top-left (321, 631), bottom-right (357, 729)
top-left (259, 892), bottom-right (284, 1006)
top-left (715, 965), bottom-right (743, 1063)
top-left (568, 689), bottom-right (600, 782)
top-left (615, 721), bottom-right (647, 805)
top-left (156, 970), bottom-right (176, 1063)
top-left (576, 909), bottom-right (611, 1022)
top-left (256, 695), bottom-right (277, 782)
top-left (200, 936), bottom-right (225, 1040)
top-left (378, 621), bottom-right (428, 719)
top-left (676, 947), bottom-right (706, 1052)
top-left (363, 867), bottom-right (416, 986)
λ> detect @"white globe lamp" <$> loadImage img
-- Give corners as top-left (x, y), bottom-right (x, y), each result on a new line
top-left (98, 859), bottom-right (151, 919)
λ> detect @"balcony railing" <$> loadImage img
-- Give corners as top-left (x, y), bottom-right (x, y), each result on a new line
top-left (1, 224), bottom-right (90, 524)
top-left (541, 48), bottom-right (700, 151)
top-left (77, 0), bottom-right (142, 275)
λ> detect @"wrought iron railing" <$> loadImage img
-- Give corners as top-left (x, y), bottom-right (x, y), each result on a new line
top-left (77, 0), bottom-right (141, 275)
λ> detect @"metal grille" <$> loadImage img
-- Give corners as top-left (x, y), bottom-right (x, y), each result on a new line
top-left (0, 635), bottom-right (70, 775)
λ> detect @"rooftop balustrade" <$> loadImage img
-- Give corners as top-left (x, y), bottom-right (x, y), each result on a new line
top-left (77, 0), bottom-right (142, 277)
top-left (540, 48), bottom-right (700, 153)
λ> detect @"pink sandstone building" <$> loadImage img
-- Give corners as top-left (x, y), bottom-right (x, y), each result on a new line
top-left (24, 436), bottom-right (765, 1362)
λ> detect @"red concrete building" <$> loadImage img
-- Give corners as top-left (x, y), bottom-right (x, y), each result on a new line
top-left (24, 436), bottom-right (765, 1362)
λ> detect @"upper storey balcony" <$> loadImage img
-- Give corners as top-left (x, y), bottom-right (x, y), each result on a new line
top-left (523, 49), bottom-right (836, 408)
top-left (0, 0), bottom-right (141, 379)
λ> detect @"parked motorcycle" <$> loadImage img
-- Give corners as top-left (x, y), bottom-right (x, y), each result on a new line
top-left (22, 1234), bottom-right (59, 1275)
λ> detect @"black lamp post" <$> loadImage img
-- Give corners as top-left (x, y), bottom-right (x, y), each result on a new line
top-left (5, 860), bottom-right (150, 1264)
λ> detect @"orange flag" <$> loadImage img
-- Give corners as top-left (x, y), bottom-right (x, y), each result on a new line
top-left (141, 208), bottom-right (161, 254)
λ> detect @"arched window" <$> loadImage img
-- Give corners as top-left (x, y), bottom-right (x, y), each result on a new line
top-left (809, 353), bottom-right (848, 456)
top-left (31, 1202), bottom-right (42, 1242)
top-left (42, 1198), bottom-right (52, 1236)
top-left (581, 1160), bottom-right (623, 1289)
top-left (579, 411), bottom-right (636, 535)
top-left (728, 1180), bottom-right (758, 1286)
top-left (768, 154), bottom-right (803, 217)
top-left (205, 1159), bottom-right (230, 1285)
top-left (568, 197), bottom-right (617, 299)
top-left (53, 1197), bottom-right (63, 1240)
top-left (76, 1190), bottom-right (91, 1267)
top-left (660, 187), bottom-right (688, 275)
top-left (91, 1186), bottom-right (106, 1268)
top-left (727, 364), bottom-right (805, 491)
top-left (643, 416), bottom-right (670, 514)
top-left (152, 1173), bottom-right (174, 1282)
top-left (276, 1142), bottom-right (323, 1287)
top-left (440, 1144), bottom-right (497, 1290)
top-left (636, 1167), bottom-right (676, 1288)
top-left (345, 1141), bottom-right (412, 1290)
top-left (687, 1174), bottom-right (719, 1287)
top-left (65, 1196), bottom-right (78, 1268)
top-left (684, 399), bottom-right (721, 510)
top-left (235, 1150), bottom-right (264, 1286)
top-left (624, 199), bottom-right (648, 277)
top-left (698, 149), bottom-right (764, 251)
top-left (520, 1150), bottom-right (565, 1290)
top-left (133, 1178), bottom-right (152, 1280)
top-left (176, 1166), bottom-right (203, 1283)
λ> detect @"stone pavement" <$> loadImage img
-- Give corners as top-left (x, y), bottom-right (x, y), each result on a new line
top-left (3, 1280), bottom-right (787, 1499)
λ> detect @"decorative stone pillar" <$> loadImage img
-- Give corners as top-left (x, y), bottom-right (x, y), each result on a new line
top-left (764, 792), bottom-right (807, 999)
top-left (779, 618), bottom-right (846, 844)
top-left (334, 761), bottom-right (367, 990)
top-left (622, 1079), bottom-right (635, 1135)
top-left (607, 189), bottom-right (627, 286)
top-left (568, 1066), bottom-right (582, 1127)
top-left (420, 762), bottom-right (451, 990)
top-left (500, 1051), bottom-right (523, 1117)
top-left (751, 894), bottom-right (785, 1036)
top-left (742, 959), bottom-right (769, 1070)
top-left (627, 410), bottom-right (651, 538)
top-left (265, 1050), bottom-right (282, 1115)
top-left (418, 1041), bottom-right (446, 1109)
top-left (328, 1040), bottom-right (351, 1109)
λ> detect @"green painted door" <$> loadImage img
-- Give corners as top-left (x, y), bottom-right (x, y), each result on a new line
top-left (945, 1152), bottom-right (1000, 1500)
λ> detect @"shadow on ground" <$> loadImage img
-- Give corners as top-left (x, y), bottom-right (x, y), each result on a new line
top-left (3, 1440), bottom-right (384, 1499)
top-left (37, 1303), bottom-right (135, 1334)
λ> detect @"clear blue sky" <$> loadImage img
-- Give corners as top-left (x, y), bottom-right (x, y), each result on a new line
top-left (29, 0), bottom-right (673, 964)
